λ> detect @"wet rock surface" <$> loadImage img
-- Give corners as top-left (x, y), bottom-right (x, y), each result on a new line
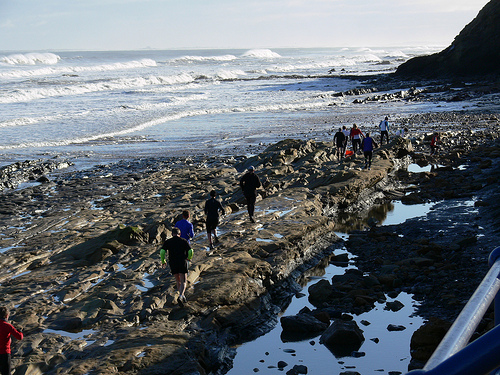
top-left (0, 110), bottom-right (499, 374)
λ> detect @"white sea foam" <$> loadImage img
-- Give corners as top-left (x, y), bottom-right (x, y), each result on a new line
top-left (384, 50), bottom-right (409, 59)
top-left (0, 96), bottom-right (336, 151)
top-left (0, 47), bottom-right (448, 161)
top-left (126, 93), bottom-right (208, 111)
top-left (0, 72), bottom-right (197, 103)
top-left (241, 49), bottom-right (281, 59)
top-left (0, 58), bottom-right (157, 79)
top-left (171, 54), bottom-right (237, 63)
top-left (266, 53), bottom-right (383, 73)
top-left (215, 69), bottom-right (247, 80)
top-left (0, 52), bottom-right (61, 65)
top-left (0, 116), bottom-right (55, 128)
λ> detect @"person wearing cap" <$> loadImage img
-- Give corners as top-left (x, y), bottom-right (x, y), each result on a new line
top-left (159, 227), bottom-right (193, 305)
top-left (239, 166), bottom-right (261, 223)
top-left (204, 190), bottom-right (225, 250)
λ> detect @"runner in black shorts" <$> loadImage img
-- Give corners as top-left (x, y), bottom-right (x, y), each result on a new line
top-left (160, 227), bottom-right (192, 304)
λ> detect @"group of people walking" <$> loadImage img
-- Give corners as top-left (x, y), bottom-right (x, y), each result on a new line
top-left (159, 165), bottom-right (261, 305)
top-left (333, 117), bottom-right (391, 169)
top-left (158, 114), bottom-right (445, 307)
top-left (159, 187), bottom-right (227, 304)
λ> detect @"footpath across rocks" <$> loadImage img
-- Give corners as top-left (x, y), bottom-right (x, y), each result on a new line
top-left (0, 117), bottom-right (499, 374)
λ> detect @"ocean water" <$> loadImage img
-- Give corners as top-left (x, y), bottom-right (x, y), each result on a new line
top-left (0, 47), bottom-right (444, 166)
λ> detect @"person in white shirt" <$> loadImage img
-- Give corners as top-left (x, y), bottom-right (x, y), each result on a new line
top-left (379, 116), bottom-right (390, 145)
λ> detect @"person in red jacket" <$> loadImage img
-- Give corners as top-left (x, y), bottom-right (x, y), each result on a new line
top-left (0, 306), bottom-right (23, 375)
top-left (350, 124), bottom-right (365, 155)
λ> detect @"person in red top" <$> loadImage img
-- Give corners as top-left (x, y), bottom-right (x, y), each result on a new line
top-left (0, 306), bottom-right (23, 375)
top-left (430, 132), bottom-right (441, 155)
top-left (350, 124), bottom-right (365, 155)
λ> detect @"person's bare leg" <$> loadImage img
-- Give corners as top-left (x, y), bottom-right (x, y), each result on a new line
top-left (174, 273), bottom-right (181, 291)
top-left (178, 273), bottom-right (187, 298)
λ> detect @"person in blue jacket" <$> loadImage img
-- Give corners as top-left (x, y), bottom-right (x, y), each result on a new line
top-left (361, 132), bottom-right (378, 170)
top-left (175, 210), bottom-right (194, 243)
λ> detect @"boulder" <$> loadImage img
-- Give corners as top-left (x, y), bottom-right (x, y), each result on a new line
top-left (387, 324), bottom-right (406, 331)
top-left (280, 313), bottom-right (329, 342)
top-left (320, 320), bottom-right (364, 357)
top-left (410, 317), bottom-right (452, 362)
top-left (308, 279), bottom-right (335, 306)
top-left (385, 300), bottom-right (405, 312)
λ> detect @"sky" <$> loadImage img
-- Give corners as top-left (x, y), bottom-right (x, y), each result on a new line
top-left (0, 0), bottom-right (491, 51)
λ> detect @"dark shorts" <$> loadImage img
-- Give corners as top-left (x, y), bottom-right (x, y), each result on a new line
top-left (169, 259), bottom-right (188, 274)
top-left (206, 217), bottom-right (219, 232)
top-left (244, 193), bottom-right (257, 204)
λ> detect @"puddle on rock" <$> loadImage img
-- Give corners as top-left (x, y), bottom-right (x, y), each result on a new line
top-left (256, 238), bottom-right (274, 243)
top-left (11, 270), bottom-right (31, 280)
top-left (381, 201), bottom-right (434, 226)
top-left (43, 328), bottom-right (99, 346)
top-left (0, 245), bottom-right (22, 254)
top-left (135, 273), bottom-right (156, 292)
top-left (335, 200), bottom-right (434, 232)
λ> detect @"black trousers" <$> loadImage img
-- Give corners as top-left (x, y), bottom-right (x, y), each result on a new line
top-left (352, 138), bottom-right (361, 153)
top-left (0, 354), bottom-right (11, 375)
top-left (364, 151), bottom-right (373, 166)
top-left (380, 130), bottom-right (389, 144)
top-left (244, 193), bottom-right (256, 217)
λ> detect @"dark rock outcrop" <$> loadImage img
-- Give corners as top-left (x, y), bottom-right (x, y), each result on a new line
top-left (320, 320), bottom-right (365, 357)
top-left (396, 0), bottom-right (500, 77)
top-left (280, 313), bottom-right (329, 341)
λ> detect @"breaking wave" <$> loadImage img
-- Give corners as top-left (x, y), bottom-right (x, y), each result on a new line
top-left (170, 54), bottom-right (237, 63)
top-left (0, 58), bottom-right (157, 79)
top-left (242, 49), bottom-right (282, 59)
top-left (0, 52), bottom-right (61, 65)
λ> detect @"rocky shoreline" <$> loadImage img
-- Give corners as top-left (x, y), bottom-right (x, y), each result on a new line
top-left (0, 103), bottom-right (499, 374)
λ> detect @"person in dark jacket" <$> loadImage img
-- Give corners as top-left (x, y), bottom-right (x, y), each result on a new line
top-left (239, 166), bottom-right (261, 223)
top-left (361, 132), bottom-right (378, 170)
top-left (204, 190), bottom-right (225, 249)
top-left (160, 227), bottom-right (192, 304)
top-left (333, 127), bottom-right (346, 160)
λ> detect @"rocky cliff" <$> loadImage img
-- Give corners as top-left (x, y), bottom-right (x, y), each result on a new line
top-left (396, 0), bottom-right (500, 78)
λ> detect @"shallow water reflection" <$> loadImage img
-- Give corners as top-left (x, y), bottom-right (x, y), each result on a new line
top-left (227, 199), bottom-right (435, 375)
top-left (335, 200), bottom-right (434, 232)
top-left (228, 263), bottom-right (422, 374)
